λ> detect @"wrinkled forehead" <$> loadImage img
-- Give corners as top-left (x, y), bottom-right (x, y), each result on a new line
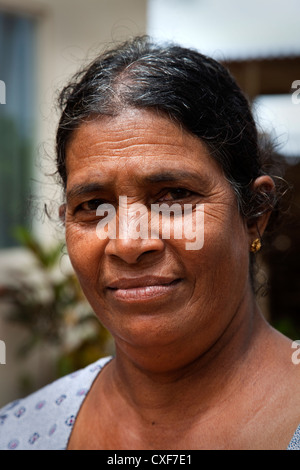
top-left (65, 108), bottom-right (224, 185)
top-left (66, 109), bottom-right (193, 159)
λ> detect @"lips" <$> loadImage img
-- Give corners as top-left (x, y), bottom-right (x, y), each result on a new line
top-left (106, 276), bottom-right (182, 302)
top-left (107, 276), bottom-right (179, 289)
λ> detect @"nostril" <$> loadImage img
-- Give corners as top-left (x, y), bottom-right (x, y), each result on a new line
top-left (136, 249), bottom-right (157, 263)
top-left (144, 250), bottom-right (157, 255)
top-left (105, 237), bottom-right (165, 265)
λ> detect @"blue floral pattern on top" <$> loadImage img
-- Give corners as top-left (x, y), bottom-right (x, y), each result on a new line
top-left (287, 425), bottom-right (300, 450)
top-left (0, 354), bottom-right (299, 450)
top-left (0, 356), bottom-right (112, 450)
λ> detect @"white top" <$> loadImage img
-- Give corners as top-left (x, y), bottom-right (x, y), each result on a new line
top-left (0, 356), bottom-right (112, 450)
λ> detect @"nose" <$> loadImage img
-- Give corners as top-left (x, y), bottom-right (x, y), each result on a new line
top-left (104, 236), bottom-right (165, 264)
top-left (103, 197), bottom-right (166, 264)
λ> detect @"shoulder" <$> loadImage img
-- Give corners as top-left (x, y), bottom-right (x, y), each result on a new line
top-left (0, 356), bottom-right (112, 450)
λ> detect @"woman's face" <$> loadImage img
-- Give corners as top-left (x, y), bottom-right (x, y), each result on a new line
top-left (64, 109), bottom-right (252, 368)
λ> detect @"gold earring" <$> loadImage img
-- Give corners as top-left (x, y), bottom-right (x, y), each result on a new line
top-left (250, 238), bottom-right (261, 253)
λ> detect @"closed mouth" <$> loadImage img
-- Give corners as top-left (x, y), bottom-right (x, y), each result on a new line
top-left (106, 277), bottom-right (182, 301)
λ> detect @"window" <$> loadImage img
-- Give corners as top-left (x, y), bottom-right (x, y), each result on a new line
top-left (0, 11), bottom-right (36, 247)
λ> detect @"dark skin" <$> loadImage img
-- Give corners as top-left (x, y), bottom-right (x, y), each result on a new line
top-left (61, 109), bottom-right (300, 449)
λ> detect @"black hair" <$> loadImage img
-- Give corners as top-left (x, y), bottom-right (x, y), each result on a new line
top-left (56, 35), bottom-right (286, 249)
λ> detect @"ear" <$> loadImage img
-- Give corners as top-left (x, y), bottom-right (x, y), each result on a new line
top-left (59, 203), bottom-right (66, 225)
top-left (247, 175), bottom-right (275, 243)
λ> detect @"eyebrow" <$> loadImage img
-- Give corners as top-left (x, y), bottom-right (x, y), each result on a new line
top-left (66, 182), bottom-right (108, 203)
top-left (66, 170), bottom-right (208, 203)
top-left (145, 170), bottom-right (208, 186)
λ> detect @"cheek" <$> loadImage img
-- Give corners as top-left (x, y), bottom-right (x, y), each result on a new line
top-left (66, 224), bottom-right (103, 284)
top-left (202, 208), bottom-right (250, 288)
top-left (180, 204), bottom-right (250, 286)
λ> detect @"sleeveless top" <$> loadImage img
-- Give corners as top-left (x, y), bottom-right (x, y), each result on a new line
top-left (0, 355), bottom-right (299, 450)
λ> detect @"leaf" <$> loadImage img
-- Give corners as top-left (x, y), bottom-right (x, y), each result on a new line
top-left (13, 226), bottom-right (64, 268)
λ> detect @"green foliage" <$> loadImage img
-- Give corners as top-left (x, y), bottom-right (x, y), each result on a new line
top-left (0, 226), bottom-right (114, 377)
top-left (271, 317), bottom-right (300, 341)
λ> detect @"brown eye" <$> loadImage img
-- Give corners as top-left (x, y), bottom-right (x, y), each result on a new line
top-left (81, 199), bottom-right (104, 211)
top-left (159, 188), bottom-right (193, 202)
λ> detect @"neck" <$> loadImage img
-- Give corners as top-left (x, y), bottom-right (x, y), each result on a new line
top-left (108, 293), bottom-right (270, 426)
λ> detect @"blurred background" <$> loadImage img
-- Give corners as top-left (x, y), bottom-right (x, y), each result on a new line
top-left (0, 0), bottom-right (299, 407)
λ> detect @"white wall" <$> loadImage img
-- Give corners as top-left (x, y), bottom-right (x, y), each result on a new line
top-left (36, 0), bottom-right (147, 244)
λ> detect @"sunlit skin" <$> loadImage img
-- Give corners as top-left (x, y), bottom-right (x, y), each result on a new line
top-left (62, 109), bottom-right (300, 450)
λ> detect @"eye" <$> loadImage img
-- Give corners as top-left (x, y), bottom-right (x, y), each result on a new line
top-left (79, 199), bottom-right (105, 211)
top-left (158, 188), bottom-right (193, 203)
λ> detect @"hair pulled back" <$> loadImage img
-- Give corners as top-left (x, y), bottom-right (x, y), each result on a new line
top-left (56, 35), bottom-right (284, 235)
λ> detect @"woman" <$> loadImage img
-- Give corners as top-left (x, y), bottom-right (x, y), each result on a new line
top-left (1, 36), bottom-right (300, 450)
